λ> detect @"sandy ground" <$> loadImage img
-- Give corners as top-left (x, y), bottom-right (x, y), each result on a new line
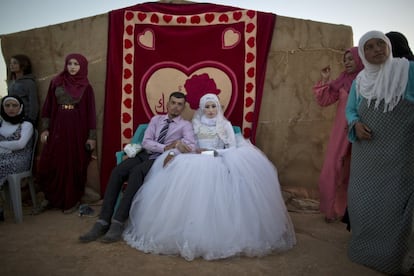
top-left (0, 201), bottom-right (385, 276)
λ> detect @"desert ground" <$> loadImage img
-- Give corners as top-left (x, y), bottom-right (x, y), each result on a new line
top-left (0, 195), bottom-right (385, 276)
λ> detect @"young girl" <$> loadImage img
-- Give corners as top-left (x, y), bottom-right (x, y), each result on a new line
top-left (7, 54), bottom-right (39, 124)
top-left (123, 93), bottom-right (296, 261)
top-left (37, 53), bottom-right (97, 214)
top-left (312, 47), bottom-right (363, 223)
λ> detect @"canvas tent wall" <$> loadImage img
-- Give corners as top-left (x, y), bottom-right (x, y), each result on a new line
top-left (0, 2), bottom-right (353, 207)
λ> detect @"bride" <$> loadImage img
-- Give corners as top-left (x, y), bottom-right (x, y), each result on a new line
top-left (123, 93), bottom-right (296, 261)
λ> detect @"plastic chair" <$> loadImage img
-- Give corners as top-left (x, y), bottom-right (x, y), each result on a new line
top-left (6, 129), bottom-right (38, 223)
top-left (233, 125), bottom-right (241, 135)
top-left (113, 124), bottom-right (241, 212)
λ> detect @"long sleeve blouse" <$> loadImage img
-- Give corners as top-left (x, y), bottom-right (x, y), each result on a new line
top-left (346, 62), bottom-right (414, 142)
top-left (0, 121), bottom-right (33, 152)
top-left (312, 81), bottom-right (340, 107)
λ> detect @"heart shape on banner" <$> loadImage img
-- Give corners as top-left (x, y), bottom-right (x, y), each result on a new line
top-left (223, 28), bottom-right (241, 49)
top-left (137, 29), bottom-right (155, 50)
top-left (140, 62), bottom-right (238, 119)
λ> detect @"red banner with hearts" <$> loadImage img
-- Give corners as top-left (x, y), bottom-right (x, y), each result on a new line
top-left (101, 2), bottom-right (276, 194)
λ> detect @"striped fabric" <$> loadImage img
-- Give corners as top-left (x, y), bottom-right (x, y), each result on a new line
top-left (157, 119), bottom-right (172, 144)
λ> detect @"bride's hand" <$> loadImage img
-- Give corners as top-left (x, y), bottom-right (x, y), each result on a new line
top-left (196, 148), bottom-right (207, 154)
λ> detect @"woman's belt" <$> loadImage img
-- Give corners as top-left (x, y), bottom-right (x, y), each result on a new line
top-left (60, 104), bottom-right (75, 110)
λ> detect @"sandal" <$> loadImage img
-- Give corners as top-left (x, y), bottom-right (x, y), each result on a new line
top-left (324, 216), bottom-right (338, 223)
top-left (31, 199), bottom-right (50, 215)
top-left (63, 202), bottom-right (80, 215)
top-left (78, 204), bottom-right (97, 217)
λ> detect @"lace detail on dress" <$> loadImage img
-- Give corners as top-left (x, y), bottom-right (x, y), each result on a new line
top-left (0, 121), bottom-right (22, 142)
top-left (197, 124), bottom-right (225, 149)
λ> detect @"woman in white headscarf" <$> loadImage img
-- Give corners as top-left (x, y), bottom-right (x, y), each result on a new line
top-left (345, 30), bottom-right (414, 275)
top-left (123, 93), bottom-right (296, 261)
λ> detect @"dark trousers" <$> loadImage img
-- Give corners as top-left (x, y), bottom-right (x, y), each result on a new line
top-left (99, 150), bottom-right (155, 223)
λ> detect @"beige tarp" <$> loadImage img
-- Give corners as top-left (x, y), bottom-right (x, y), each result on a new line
top-left (0, 2), bottom-right (353, 207)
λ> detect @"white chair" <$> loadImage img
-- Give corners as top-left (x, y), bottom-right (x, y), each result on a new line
top-left (6, 129), bottom-right (38, 223)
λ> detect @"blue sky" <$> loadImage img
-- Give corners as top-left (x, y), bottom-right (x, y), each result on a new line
top-left (1, 0), bottom-right (413, 95)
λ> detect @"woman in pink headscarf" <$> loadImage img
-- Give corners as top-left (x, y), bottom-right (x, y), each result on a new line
top-left (312, 47), bottom-right (364, 223)
top-left (37, 53), bottom-right (97, 214)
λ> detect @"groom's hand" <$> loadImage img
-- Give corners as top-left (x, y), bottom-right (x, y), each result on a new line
top-left (176, 141), bottom-right (191, 153)
top-left (164, 141), bottom-right (179, 151)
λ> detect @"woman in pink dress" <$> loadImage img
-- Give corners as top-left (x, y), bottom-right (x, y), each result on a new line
top-left (312, 47), bottom-right (363, 222)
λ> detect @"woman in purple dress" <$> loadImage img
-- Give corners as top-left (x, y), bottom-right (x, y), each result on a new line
top-left (37, 53), bottom-right (97, 214)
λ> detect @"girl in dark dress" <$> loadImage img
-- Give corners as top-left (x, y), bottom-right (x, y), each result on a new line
top-left (38, 53), bottom-right (97, 213)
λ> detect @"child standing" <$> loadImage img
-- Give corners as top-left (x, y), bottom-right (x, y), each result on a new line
top-left (312, 47), bottom-right (363, 222)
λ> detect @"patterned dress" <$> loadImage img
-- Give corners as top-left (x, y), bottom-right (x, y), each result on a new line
top-left (347, 97), bottom-right (414, 274)
top-left (0, 122), bottom-right (33, 185)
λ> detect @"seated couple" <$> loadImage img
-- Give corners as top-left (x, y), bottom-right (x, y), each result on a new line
top-left (80, 91), bottom-right (296, 261)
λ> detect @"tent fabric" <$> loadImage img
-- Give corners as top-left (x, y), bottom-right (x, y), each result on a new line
top-left (101, 2), bottom-right (276, 194)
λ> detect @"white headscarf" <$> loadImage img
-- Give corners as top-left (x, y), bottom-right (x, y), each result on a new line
top-left (356, 30), bottom-right (409, 112)
top-left (192, 93), bottom-right (232, 145)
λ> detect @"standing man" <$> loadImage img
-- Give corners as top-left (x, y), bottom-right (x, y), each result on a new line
top-left (79, 91), bottom-right (195, 243)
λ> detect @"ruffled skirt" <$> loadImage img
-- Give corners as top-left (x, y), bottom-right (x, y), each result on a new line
top-left (123, 137), bottom-right (296, 261)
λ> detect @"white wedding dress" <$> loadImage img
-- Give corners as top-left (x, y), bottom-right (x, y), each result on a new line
top-left (123, 123), bottom-right (296, 261)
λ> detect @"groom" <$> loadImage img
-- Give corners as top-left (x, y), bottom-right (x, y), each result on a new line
top-left (79, 91), bottom-right (196, 243)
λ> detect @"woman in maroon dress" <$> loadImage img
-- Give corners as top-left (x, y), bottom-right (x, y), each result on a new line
top-left (38, 53), bottom-right (97, 213)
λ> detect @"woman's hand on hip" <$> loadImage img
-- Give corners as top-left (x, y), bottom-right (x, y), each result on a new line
top-left (85, 139), bottom-right (96, 151)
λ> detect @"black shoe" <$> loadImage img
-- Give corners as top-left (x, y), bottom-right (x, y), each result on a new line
top-left (79, 222), bottom-right (109, 243)
top-left (100, 222), bottom-right (124, 243)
